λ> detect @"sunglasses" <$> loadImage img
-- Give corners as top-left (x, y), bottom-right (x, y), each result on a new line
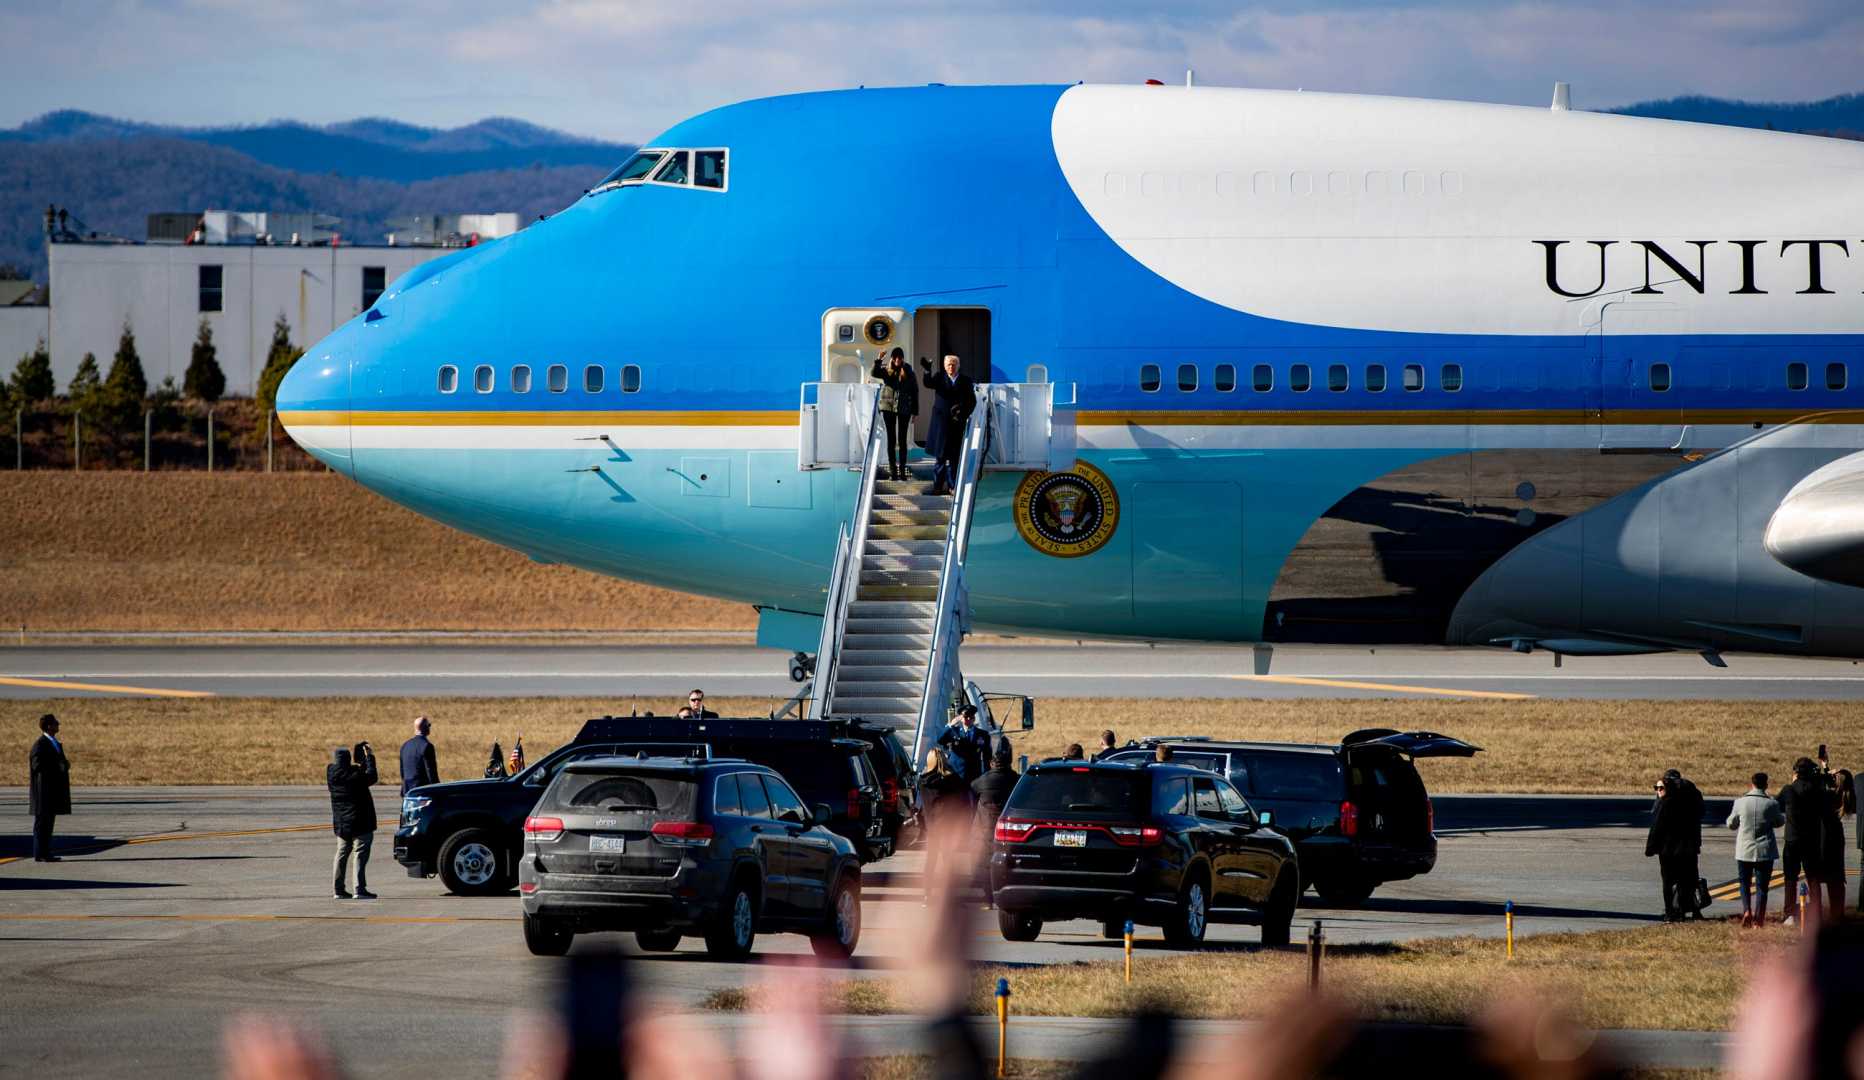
top-left (1654, 784), bottom-right (1667, 791)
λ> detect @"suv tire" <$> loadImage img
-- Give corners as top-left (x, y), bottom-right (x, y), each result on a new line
top-left (810, 874), bottom-right (862, 960)
top-left (439, 828), bottom-right (507, 897)
top-left (634, 930), bottom-right (681, 952)
top-left (1163, 872), bottom-right (1209, 946)
top-left (1315, 876), bottom-right (1376, 907)
top-left (997, 909), bottom-right (1042, 942)
top-left (523, 912), bottom-right (573, 956)
top-left (704, 878), bottom-right (759, 961)
top-left (1262, 872), bottom-right (1298, 946)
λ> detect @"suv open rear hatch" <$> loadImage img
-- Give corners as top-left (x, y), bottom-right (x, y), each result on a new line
top-left (1341, 729), bottom-right (1483, 758)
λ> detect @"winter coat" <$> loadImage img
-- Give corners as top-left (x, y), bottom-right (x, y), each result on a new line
top-left (327, 747), bottom-right (379, 840)
top-left (1725, 789), bottom-right (1784, 862)
top-left (1778, 777), bottom-right (1831, 870)
top-left (921, 771), bottom-right (972, 829)
top-left (971, 764), bottom-right (1020, 831)
top-left (920, 368), bottom-right (977, 461)
top-left (871, 358), bottom-right (918, 417)
top-left (1645, 777), bottom-right (1703, 859)
top-left (29, 734), bottom-right (71, 817)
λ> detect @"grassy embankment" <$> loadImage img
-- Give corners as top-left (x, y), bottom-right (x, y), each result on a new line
top-left (707, 920), bottom-right (1792, 1032)
top-left (0, 472), bottom-right (752, 632)
top-left (3, 695), bottom-right (1856, 794)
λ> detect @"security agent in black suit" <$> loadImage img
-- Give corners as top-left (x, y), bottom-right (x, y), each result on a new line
top-left (919, 354), bottom-right (977, 497)
top-left (29, 713), bottom-right (71, 862)
top-left (400, 715), bottom-right (440, 796)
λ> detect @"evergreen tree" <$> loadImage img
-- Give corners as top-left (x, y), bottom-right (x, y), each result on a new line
top-left (184, 318), bottom-right (225, 401)
top-left (68, 352), bottom-right (102, 411)
top-left (256, 314), bottom-right (303, 417)
top-left (100, 321), bottom-right (149, 431)
top-left (10, 338), bottom-right (54, 402)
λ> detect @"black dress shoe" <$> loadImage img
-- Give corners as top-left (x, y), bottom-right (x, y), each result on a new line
top-left (38, 855), bottom-right (61, 862)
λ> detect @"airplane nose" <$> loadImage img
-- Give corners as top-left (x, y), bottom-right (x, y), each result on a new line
top-left (276, 341), bottom-right (352, 477)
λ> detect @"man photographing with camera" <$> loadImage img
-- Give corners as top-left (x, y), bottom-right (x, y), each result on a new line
top-left (327, 741), bottom-right (379, 900)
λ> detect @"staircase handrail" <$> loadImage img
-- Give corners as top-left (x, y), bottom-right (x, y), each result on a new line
top-left (816, 386), bottom-right (887, 716)
top-left (910, 394), bottom-right (992, 765)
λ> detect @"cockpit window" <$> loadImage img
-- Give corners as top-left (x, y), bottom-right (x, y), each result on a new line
top-left (652, 151), bottom-right (690, 185)
top-left (694, 150), bottom-right (726, 189)
top-left (596, 150), bottom-right (665, 190)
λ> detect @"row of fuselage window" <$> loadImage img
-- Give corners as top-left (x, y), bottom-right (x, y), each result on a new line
top-left (1142, 360), bottom-right (1851, 395)
top-left (437, 363), bottom-right (642, 395)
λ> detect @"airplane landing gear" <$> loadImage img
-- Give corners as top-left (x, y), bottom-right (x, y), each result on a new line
top-left (788, 652), bottom-right (815, 683)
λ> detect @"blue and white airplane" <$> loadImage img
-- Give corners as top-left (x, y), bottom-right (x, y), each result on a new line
top-left (278, 83), bottom-right (1864, 662)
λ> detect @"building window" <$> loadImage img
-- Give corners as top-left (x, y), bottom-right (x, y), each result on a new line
top-left (1787, 362), bottom-right (1809, 391)
top-left (1402, 363), bottom-right (1425, 391)
top-left (1025, 364), bottom-right (1048, 383)
top-left (584, 364), bottom-right (604, 393)
top-left (1252, 364), bottom-right (1273, 392)
top-left (474, 364), bottom-right (494, 393)
top-left (1827, 362), bottom-right (1847, 391)
top-left (1290, 364), bottom-right (1312, 392)
top-left (621, 364), bottom-right (642, 393)
top-left (511, 365), bottom-right (532, 394)
top-left (547, 364), bottom-right (568, 393)
top-left (198, 264), bottom-right (223, 313)
top-left (1650, 362), bottom-right (1672, 393)
top-left (1140, 363), bottom-right (1161, 392)
top-left (1327, 363), bottom-right (1349, 392)
top-left (1177, 363), bottom-right (1198, 392)
top-left (437, 365), bottom-right (458, 393)
top-left (1366, 364), bottom-right (1387, 393)
top-left (1214, 363), bottom-right (1236, 392)
top-left (362, 266), bottom-right (386, 309)
top-left (1441, 363), bottom-right (1464, 392)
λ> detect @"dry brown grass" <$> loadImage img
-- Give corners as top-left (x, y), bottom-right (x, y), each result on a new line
top-left (0, 473), bottom-right (753, 631)
top-left (858, 1058), bottom-right (1070, 1080)
top-left (707, 920), bottom-right (1793, 1032)
top-left (3, 696), bottom-right (1856, 795)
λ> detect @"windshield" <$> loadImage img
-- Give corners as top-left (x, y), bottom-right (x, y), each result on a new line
top-left (595, 150), bottom-right (665, 190)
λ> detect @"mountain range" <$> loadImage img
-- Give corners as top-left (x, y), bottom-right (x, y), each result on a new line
top-left (2, 93), bottom-right (1859, 282)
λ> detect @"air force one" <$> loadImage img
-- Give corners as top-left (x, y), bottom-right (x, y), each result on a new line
top-left (277, 82), bottom-right (1864, 683)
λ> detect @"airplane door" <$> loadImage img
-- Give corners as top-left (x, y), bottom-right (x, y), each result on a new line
top-left (1598, 302), bottom-right (1685, 451)
top-left (1132, 482), bottom-right (1244, 639)
top-left (822, 308), bottom-right (911, 384)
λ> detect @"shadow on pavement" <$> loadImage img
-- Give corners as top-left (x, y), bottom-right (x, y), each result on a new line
top-left (1432, 795), bottom-right (1733, 833)
top-left (1301, 895), bottom-right (1657, 922)
top-left (0, 834), bottom-right (127, 859)
top-left (0, 877), bottom-right (183, 891)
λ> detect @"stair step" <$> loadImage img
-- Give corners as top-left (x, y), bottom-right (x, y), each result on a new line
top-left (843, 627), bottom-right (934, 645)
top-left (830, 677), bottom-right (924, 697)
top-left (846, 600), bottom-right (936, 618)
top-left (870, 509), bottom-right (951, 527)
top-left (868, 525), bottom-right (949, 541)
top-left (865, 539), bottom-right (946, 558)
top-left (872, 494), bottom-right (951, 511)
top-left (859, 567), bottom-right (942, 585)
top-left (874, 478), bottom-right (940, 495)
top-left (831, 695), bottom-right (926, 715)
top-left (835, 648), bottom-right (928, 667)
top-left (835, 663), bottom-right (927, 683)
top-left (857, 584), bottom-right (939, 601)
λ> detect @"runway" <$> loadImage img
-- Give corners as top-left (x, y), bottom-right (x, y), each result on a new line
top-left (5, 642), bottom-right (1864, 700)
top-left (1, 786), bottom-right (1807, 1078)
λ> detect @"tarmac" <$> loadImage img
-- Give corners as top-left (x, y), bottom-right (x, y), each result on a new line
top-left (7, 642), bottom-right (1864, 700)
top-left (5, 785), bottom-right (1848, 1077)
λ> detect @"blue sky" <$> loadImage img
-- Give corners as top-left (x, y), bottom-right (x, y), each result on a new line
top-left (4, 0), bottom-right (1861, 141)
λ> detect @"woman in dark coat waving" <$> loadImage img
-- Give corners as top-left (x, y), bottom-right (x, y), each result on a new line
top-left (920, 354), bottom-right (977, 496)
top-left (870, 347), bottom-right (918, 481)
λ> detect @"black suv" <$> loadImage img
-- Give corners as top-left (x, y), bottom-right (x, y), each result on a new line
top-left (397, 717), bottom-right (888, 896)
top-left (1104, 730), bottom-right (1480, 905)
top-left (518, 756), bottom-right (863, 959)
top-left (989, 760), bottom-right (1299, 946)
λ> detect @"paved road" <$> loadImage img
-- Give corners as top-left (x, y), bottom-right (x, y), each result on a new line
top-left (4, 786), bottom-right (1831, 1077)
top-left (6, 643), bottom-right (1864, 700)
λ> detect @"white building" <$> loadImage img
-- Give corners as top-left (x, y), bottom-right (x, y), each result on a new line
top-left (32, 208), bottom-right (523, 396)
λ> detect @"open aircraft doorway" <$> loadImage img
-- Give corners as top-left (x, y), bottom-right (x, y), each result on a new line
top-left (909, 307), bottom-right (992, 445)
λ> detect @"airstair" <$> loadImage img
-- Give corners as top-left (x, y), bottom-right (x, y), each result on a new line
top-left (798, 379), bottom-right (1065, 764)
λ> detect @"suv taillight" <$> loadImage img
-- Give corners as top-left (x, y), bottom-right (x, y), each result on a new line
top-left (1340, 801), bottom-right (1359, 839)
top-left (994, 819), bottom-right (1037, 843)
top-left (1426, 797), bottom-right (1434, 836)
top-left (881, 777), bottom-right (899, 812)
top-left (650, 821), bottom-right (715, 847)
top-left (848, 787), bottom-right (862, 820)
top-left (1109, 825), bottom-right (1163, 847)
top-left (524, 816), bottom-right (564, 842)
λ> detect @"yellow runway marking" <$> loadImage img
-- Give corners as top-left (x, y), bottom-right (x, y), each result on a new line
top-left (1707, 868), bottom-right (1857, 902)
top-left (1229, 674), bottom-right (1534, 701)
top-left (0, 675), bottom-right (214, 698)
top-left (0, 912), bottom-right (516, 925)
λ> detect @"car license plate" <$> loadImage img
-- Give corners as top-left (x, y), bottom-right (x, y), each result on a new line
top-left (589, 835), bottom-right (626, 854)
top-left (1053, 831), bottom-right (1087, 848)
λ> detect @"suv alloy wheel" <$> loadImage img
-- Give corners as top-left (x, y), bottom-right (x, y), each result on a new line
top-left (439, 828), bottom-right (506, 896)
top-left (810, 874), bottom-right (861, 960)
top-left (705, 880), bottom-right (758, 960)
top-left (1163, 874), bottom-right (1208, 945)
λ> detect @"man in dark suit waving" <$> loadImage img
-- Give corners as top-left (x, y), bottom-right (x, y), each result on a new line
top-left (400, 716), bottom-right (439, 796)
top-left (919, 354), bottom-right (977, 497)
top-left (29, 713), bottom-right (71, 862)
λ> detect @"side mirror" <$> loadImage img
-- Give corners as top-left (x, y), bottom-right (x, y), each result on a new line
top-left (812, 803), bottom-right (833, 825)
top-left (1020, 697), bottom-right (1035, 731)
top-left (1258, 810), bottom-right (1274, 828)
